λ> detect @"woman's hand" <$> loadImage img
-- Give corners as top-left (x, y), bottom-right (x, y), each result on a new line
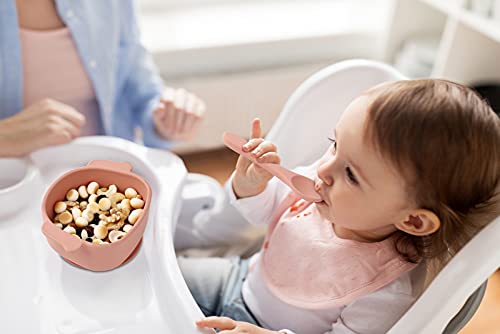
top-left (196, 316), bottom-right (280, 334)
top-left (153, 87), bottom-right (206, 141)
top-left (232, 118), bottom-right (281, 199)
top-left (0, 99), bottom-right (85, 157)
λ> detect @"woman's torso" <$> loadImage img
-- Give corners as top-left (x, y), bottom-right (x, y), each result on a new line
top-left (16, 0), bottom-right (104, 136)
top-left (0, 0), bottom-right (149, 143)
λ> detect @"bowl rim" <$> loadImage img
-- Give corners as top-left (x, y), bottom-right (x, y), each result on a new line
top-left (0, 157), bottom-right (39, 195)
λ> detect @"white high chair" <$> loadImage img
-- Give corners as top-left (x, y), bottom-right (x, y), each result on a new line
top-left (175, 59), bottom-right (498, 333)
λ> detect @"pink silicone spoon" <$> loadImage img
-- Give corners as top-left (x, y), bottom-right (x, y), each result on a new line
top-left (223, 132), bottom-right (322, 202)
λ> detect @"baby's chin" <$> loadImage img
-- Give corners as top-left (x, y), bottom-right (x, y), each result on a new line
top-left (314, 201), bottom-right (335, 223)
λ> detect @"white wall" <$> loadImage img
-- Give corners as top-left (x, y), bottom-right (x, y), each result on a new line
top-left (140, 0), bottom-right (390, 153)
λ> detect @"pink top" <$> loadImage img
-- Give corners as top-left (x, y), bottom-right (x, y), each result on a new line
top-left (260, 197), bottom-right (417, 310)
top-left (19, 27), bottom-right (104, 136)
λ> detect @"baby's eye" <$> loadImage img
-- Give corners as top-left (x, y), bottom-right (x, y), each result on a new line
top-left (328, 137), bottom-right (337, 153)
top-left (345, 166), bottom-right (359, 185)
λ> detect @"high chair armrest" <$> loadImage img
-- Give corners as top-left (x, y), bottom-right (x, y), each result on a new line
top-left (174, 172), bottom-right (265, 254)
top-left (174, 173), bottom-right (223, 250)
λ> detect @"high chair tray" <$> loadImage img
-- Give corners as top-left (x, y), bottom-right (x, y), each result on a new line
top-left (0, 136), bottom-right (211, 334)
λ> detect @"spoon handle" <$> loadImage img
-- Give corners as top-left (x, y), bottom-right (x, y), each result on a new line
top-left (223, 132), bottom-right (296, 178)
top-left (258, 162), bottom-right (300, 184)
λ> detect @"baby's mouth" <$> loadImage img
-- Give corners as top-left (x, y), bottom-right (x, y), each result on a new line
top-left (314, 194), bottom-right (326, 206)
top-left (314, 181), bottom-right (326, 204)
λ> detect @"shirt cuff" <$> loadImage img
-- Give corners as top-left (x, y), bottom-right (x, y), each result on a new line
top-left (224, 173), bottom-right (276, 226)
top-left (225, 172), bottom-right (273, 206)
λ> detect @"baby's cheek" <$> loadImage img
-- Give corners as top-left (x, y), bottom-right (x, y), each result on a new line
top-left (330, 195), bottom-right (361, 224)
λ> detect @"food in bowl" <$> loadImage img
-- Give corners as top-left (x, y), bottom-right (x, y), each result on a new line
top-left (51, 182), bottom-right (144, 244)
top-left (41, 160), bottom-right (152, 271)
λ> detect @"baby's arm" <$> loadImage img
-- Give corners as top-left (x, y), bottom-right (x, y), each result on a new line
top-left (226, 172), bottom-right (289, 227)
top-left (226, 160), bottom-right (319, 227)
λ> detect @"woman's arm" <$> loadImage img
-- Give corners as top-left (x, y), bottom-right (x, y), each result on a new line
top-left (117, 1), bottom-right (205, 149)
top-left (0, 99), bottom-right (85, 157)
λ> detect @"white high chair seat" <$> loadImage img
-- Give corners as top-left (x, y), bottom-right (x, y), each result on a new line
top-left (176, 59), bottom-right (498, 333)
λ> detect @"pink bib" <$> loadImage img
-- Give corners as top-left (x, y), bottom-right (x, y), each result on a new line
top-left (260, 194), bottom-right (417, 309)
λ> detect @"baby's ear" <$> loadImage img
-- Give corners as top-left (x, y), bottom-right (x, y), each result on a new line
top-left (395, 209), bottom-right (440, 236)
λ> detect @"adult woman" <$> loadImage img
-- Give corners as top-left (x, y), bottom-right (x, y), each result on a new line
top-left (0, 0), bottom-right (206, 157)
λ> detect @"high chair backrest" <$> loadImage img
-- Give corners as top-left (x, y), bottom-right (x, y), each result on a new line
top-left (387, 215), bottom-right (499, 334)
top-left (264, 59), bottom-right (497, 333)
top-left (265, 59), bottom-right (405, 168)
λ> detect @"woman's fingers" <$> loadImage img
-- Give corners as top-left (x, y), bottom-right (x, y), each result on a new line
top-left (153, 103), bottom-right (164, 119)
top-left (157, 102), bottom-right (176, 136)
top-left (43, 110), bottom-right (81, 140)
top-left (180, 91), bottom-right (205, 139)
top-left (159, 88), bottom-right (177, 135)
top-left (161, 87), bottom-right (176, 104)
top-left (43, 118), bottom-right (77, 147)
top-left (179, 93), bottom-right (204, 139)
top-left (179, 93), bottom-right (196, 135)
top-left (157, 88), bottom-right (206, 140)
top-left (56, 116), bottom-right (81, 139)
top-left (46, 99), bottom-right (86, 128)
top-left (173, 88), bottom-right (187, 135)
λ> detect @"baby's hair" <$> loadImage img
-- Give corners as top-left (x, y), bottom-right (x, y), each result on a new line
top-left (364, 79), bottom-right (500, 272)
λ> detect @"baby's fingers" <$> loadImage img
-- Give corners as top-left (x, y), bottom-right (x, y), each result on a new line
top-left (256, 151), bottom-right (281, 164)
top-left (196, 316), bottom-right (236, 330)
top-left (250, 141), bottom-right (278, 160)
top-left (250, 118), bottom-right (263, 139)
top-left (242, 138), bottom-right (264, 153)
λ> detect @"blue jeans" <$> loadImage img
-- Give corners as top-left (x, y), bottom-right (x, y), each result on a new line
top-left (177, 256), bottom-right (261, 326)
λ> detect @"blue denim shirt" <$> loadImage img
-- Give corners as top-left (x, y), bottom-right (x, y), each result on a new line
top-left (0, 0), bottom-right (171, 149)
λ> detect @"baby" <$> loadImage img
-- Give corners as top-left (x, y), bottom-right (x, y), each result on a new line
top-left (178, 79), bottom-right (500, 334)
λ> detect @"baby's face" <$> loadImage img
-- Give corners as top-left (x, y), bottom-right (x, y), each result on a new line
top-left (314, 95), bottom-right (413, 241)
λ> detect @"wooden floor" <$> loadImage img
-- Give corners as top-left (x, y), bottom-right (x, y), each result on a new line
top-left (179, 148), bottom-right (500, 334)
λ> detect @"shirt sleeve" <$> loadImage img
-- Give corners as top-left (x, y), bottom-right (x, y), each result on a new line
top-left (119, 0), bottom-right (171, 149)
top-left (225, 172), bottom-right (289, 227)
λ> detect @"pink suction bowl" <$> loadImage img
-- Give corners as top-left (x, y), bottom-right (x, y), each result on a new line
top-left (41, 160), bottom-right (152, 272)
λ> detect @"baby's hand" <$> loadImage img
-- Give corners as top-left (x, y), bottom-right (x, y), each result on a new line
top-left (232, 118), bottom-right (281, 199)
top-left (196, 316), bottom-right (279, 334)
